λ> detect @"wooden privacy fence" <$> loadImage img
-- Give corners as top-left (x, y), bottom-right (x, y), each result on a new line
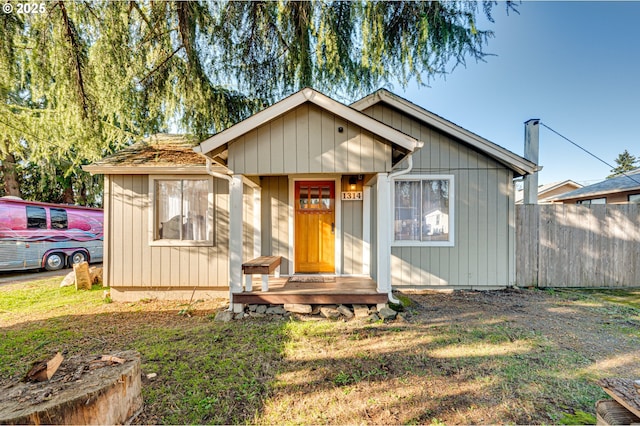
top-left (516, 204), bottom-right (640, 288)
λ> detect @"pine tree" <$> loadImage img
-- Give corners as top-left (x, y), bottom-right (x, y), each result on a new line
top-left (608, 150), bottom-right (639, 178)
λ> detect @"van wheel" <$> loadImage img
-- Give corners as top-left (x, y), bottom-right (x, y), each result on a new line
top-left (44, 253), bottom-right (65, 271)
top-left (70, 251), bottom-right (87, 266)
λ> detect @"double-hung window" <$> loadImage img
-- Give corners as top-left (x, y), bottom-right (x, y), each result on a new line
top-left (150, 176), bottom-right (213, 246)
top-left (392, 175), bottom-right (454, 246)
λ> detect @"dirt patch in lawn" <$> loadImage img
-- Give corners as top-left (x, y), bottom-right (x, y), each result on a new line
top-left (1, 284), bottom-right (639, 424)
top-left (410, 288), bottom-right (640, 376)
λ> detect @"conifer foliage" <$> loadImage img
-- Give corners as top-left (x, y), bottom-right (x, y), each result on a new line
top-left (608, 149), bottom-right (639, 178)
top-left (0, 0), bottom-right (516, 203)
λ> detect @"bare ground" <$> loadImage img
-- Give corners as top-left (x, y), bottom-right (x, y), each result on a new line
top-left (250, 289), bottom-right (640, 425)
top-left (411, 289), bottom-right (639, 376)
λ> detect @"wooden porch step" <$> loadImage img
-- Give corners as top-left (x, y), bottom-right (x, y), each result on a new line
top-left (232, 292), bottom-right (388, 305)
top-left (233, 276), bottom-right (387, 305)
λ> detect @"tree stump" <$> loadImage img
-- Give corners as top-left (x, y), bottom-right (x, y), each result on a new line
top-left (0, 350), bottom-right (142, 425)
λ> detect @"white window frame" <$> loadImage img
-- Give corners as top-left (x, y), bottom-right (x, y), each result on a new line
top-left (391, 174), bottom-right (455, 247)
top-left (148, 175), bottom-right (215, 247)
top-left (577, 197), bottom-right (606, 206)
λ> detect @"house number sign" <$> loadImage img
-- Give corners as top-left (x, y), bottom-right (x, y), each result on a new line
top-left (341, 191), bottom-right (363, 200)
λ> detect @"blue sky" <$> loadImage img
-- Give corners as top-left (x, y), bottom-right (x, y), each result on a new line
top-left (400, 1), bottom-right (640, 186)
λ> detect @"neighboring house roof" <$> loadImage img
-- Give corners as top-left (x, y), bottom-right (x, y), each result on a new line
top-left (195, 87), bottom-right (423, 159)
top-left (515, 180), bottom-right (583, 204)
top-left (549, 168), bottom-right (640, 202)
top-left (351, 89), bottom-right (538, 177)
top-left (84, 134), bottom-right (226, 175)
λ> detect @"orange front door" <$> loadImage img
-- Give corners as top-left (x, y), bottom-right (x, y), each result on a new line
top-left (295, 181), bottom-right (335, 273)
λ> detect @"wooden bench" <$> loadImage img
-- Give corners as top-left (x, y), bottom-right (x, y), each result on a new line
top-left (241, 256), bottom-right (281, 292)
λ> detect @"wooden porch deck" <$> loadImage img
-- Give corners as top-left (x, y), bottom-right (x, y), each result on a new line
top-left (232, 276), bottom-right (388, 305)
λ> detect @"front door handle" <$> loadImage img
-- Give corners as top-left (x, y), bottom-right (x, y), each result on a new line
top-left (331, 222), bottom-right (335, 234)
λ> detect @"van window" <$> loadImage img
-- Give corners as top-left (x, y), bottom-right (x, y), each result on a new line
top-left (50, 208), bottom-right (68, 229)
top-left (26, 206), bottom-right (47, 229)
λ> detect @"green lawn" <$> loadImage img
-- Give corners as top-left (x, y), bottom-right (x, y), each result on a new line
top-left (2, 279), bottom-right (639, 424)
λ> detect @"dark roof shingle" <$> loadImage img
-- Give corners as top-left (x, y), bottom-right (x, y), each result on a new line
top-left (92, 134), bottom-right (205, 168)
top-left (551, 168), bottom-right (640, 200)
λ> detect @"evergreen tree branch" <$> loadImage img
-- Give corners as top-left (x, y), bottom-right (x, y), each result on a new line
top-left (139, 45), bottom-right (184, 86)
top-left (57, 1), bottom-right (90, 118)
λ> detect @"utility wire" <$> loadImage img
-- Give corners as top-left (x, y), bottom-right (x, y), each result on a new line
top-left (539, 122), bottom-right (640, 187)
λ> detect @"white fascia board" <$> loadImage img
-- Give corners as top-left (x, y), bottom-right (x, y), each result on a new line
top-left (195, 88), bottom-right (421, 157)
top-left (353, 90), bottom-right (537, 176)
top-left (304, 88), bottom-right (420, 152)
top-left (196, 91), bottom-right (309, 155)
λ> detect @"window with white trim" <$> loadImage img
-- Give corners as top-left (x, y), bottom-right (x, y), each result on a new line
top-left (628, 194), bottom-right (640, 204)
top-left (576, 198), bottom-right (606, 206)
top-left (151, 177), bottom-right (213, 245)
top-left (392, 175), bottom-right (454, 246)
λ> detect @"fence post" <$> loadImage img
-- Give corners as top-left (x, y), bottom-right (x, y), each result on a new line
top-left (523, 119), bottom-right (540, 205)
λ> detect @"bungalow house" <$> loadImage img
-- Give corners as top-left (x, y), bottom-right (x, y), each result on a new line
top-left (549, 168), bottom-right (640, 205)
top-left (515, 180), bottom-right (583, 204)
top-left (85, 88), bottom-right (537, 310)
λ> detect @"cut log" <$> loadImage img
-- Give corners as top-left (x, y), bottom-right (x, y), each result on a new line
top-left (89, 266), bottom-right (103, 285)
top-left (1, 350), bottom-right (142, 425)
top-left (24, 352), bottom-right (64, 383)
top-left (598, 378), bottom-right (640, 418)
top-left (595, 399), bottom-right (640, 426)
top-left (74, 262), bottom-right (92, 290)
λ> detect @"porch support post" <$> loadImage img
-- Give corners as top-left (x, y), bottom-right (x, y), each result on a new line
top-left (229, 174), bottom-right (244, 313)
top-left (253, 185), bottom-right (262, 259)
top-left (376, 173), bottom-right (391, 295)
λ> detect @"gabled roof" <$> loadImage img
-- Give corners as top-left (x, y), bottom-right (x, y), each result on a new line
top-left (515, 180), bottom-right (583, 204)
top-left (550, 168), bottom-right (640, 201)
top-left (351, 89), bottom-right (538, 177)
top-left (195, 87), bottom-right (423, 157)
top-left (84, 134), bottom-right (226, 175)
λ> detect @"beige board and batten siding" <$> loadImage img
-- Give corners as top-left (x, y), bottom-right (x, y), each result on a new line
top-left (341, 176), bottom-right (365, 275)
top-left (227, 103), bottom-right (394, 175)
top-left (363, 103), bottom-right (515, 289)
top-left (106, 174), bottom-right (254, 292)
top-left (260, 176), bottom-right (291, 274)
